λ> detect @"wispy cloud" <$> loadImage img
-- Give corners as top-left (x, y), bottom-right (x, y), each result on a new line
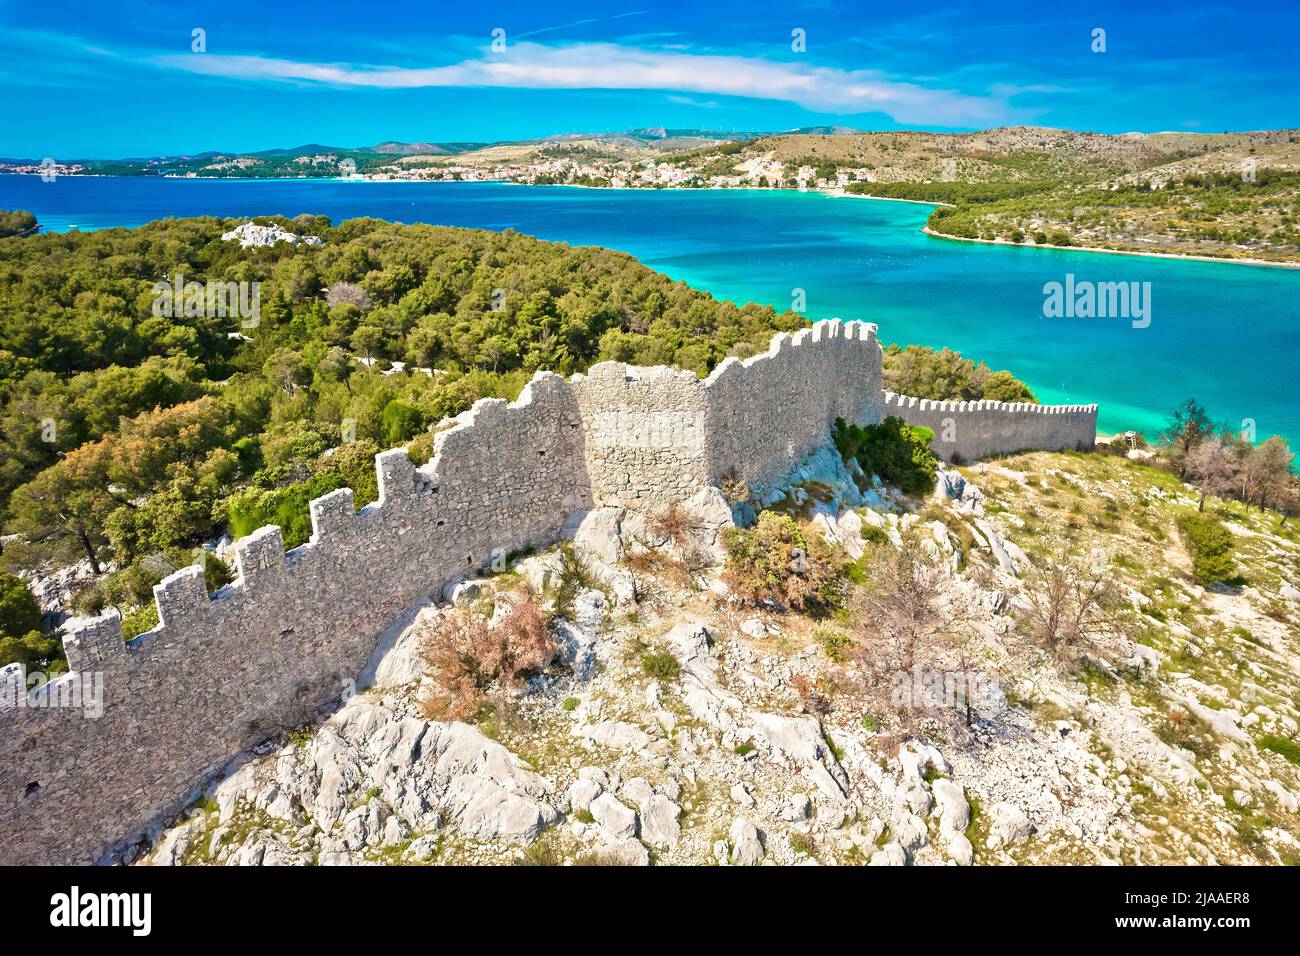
top-left (152, 41), bottom-right (1013, 125)
top-left (666, 94), bottom-right (720, 109)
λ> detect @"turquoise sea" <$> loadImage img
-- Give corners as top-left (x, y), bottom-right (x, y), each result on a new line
top-left (2, 175), bottom-right (1298, 445)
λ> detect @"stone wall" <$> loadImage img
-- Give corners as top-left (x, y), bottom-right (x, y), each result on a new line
top-left (0, 319), bottom-right (1095, 864)
top-left (0, 372), bottom-right (589, 866)
top-left (571, 363), bottom-right (710, 509)
top-left (880, 390), bottom-right (1098, 463)
top-left (704, 321), bottom-right (882, 495)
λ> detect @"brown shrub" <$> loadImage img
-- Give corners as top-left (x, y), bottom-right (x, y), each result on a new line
top-left (421, 588), bottom-right (558, 721)
top-left (647, 502), bottom-right (697, 548)
top-left (790, 673), bottom-right (834, 717)
top-left (720, 471), bottom-right (751, 505)
top-left (1019, 551), bottom-right (1132, 662)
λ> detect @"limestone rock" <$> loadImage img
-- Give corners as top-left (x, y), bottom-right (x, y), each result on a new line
top-left (987, 802), bottom-right (1033, 849)
top-left (221, 221), bottom-right (323, 248)
top-left (869, 840), bottom-right (907, 866)
top-left (947, 832), bottom-right (974, 866)
top-left (578, 720), bottom-right (652, 752)
top-left (442, 578), bottom-right (482, 605)
top-left (596, 838), bottom-right (650, 866)
top-left (935, 469), bottom-right (966, 500)
top-left (569, 778), bottom-right (603, 814)
top-left (639, 794), bottom-right (682, 847)
top-left (932, 778), bottom-right (970, 835)
top-left (729, 818), bottom-right (764, 866)
top-left (590, 793), bottom-right (638, 841)
top-left (779, 793), bottom-right (812, 822)
top-left (564, 508), bottom-right (626, 565)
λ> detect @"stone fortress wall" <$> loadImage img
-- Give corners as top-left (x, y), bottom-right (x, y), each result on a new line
top-left (0, 320), bottom-right (1095, 865)
top-left (880, 391), bottom-right (1099, 464)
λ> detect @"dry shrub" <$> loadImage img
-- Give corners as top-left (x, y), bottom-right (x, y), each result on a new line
top-left (625, 505), bottom-right (716, 589)
top-left (720, 471), bottom-right (751, 506)
top-left (849, 541), bottom-right (976, 734)
top-left (790, 673), bottom-right (834, 717)
top-left (646, 502), bottom-right (697, 549)
top-left (722, 512), bottom-right (845, 613)
top-left (1019, 551), bottom-right (1132, 662)
top-left (421, 587), bottom-right (558, 721)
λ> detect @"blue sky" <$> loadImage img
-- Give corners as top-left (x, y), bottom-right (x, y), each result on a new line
top-left (1, 0), bottom-right (1295, 157)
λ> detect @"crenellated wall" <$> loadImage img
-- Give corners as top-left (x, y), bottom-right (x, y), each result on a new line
top-left (0, 371), bottom-right (590, 866)
top-left (0, 320), bottom-right (1096, 864)
top-left (703, 321), bottom-right (882, 494)
top-left (880, 391), bottom-right (1098, 463)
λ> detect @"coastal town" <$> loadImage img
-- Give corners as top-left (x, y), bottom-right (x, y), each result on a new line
top-left (359, 151), bottom-right (869, 191)
top-left (0, 146), bottom-right (867, 192)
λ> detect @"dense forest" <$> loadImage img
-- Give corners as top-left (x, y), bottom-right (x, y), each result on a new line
top-left (0, 212), bottom-right (1036, 665)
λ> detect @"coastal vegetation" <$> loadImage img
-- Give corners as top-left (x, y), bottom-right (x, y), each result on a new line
top-left (9, 126), bottom-right (1299, 263)
top-left (0, 209), bottom-right (36, 238)
top-left (0, 215), bottom-right (804, 663)
top-left (0, 211), bottom-right (1291, 686)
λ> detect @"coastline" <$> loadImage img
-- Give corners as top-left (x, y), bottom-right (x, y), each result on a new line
top-left (920, 226), bottom-right (1300, 271)
top-left (823, 188), bottom-right (953, 208)
top-left (8, 171), bottom-right (1300, 270)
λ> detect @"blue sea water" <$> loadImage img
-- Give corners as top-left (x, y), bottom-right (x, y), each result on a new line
top-left (3, 174), bottom-right (1298, 446)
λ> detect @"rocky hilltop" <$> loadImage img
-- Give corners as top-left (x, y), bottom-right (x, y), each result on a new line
top-left (140, 444), bottom-right (1300, 867)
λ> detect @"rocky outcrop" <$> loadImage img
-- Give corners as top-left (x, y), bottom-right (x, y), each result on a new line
top-left (220, 221), bottom-right (324, 248)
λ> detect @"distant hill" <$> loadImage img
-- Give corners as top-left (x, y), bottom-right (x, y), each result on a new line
top-left (247, 143), bottom-right (355, 158)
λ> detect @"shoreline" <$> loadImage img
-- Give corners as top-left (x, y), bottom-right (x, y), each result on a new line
top-left (920, 226), bottom-right (1300, 270)
top-left (823, 188), bottom-right (953, 208)
top-left (8, 170), bottom-right (1300, 270)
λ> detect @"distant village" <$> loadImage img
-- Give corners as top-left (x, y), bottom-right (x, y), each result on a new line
top-left (369, 153), bottom-right (873, 191)
top-left (0, 151), bottom-right (875, 192)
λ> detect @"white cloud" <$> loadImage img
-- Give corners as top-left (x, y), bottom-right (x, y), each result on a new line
top-left (154, 41), bottom-right (1011, 125)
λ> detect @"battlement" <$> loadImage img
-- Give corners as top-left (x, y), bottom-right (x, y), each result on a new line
top-left (880, 389), bottom-right (1098, 462)
top-left (0, 318), bottom-right (1094, 864)
top-left (61, 610), bottom-right (128, 674)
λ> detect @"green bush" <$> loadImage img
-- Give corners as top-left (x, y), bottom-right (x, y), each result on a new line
top-left (552, 543), bottom-right (598, 620)
top-left (0, 569), bottom-right (42, 638)
top-left (120, 601), bottom-right (160, 641)
top-left (381, 400), bottom-right (425, 447)
top-left (814, 626), bottom-right (853, 662)
top-left (722, 512), bottom-right (845, 613)
top-left (1176, 513), bottom-right (1236, 585)
top-left (1259, 734), bottom-right (1300, 765)
top-left (318, 438), bottom-right (380, 507)
top-left (882, 344), bottom-right (1037, 404)
top-left (833, 416), bottom-right (938, 496)
top-left (226, 473), bottom-right (346, 550)
top-left (641, 650), bottom-right (681, 681)
top-left (0, 630), bottom-right (61, 671)
top-left (0, 208), bottom-right (37, 238)
top-left (199, 550), bottom-right (235, 592)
